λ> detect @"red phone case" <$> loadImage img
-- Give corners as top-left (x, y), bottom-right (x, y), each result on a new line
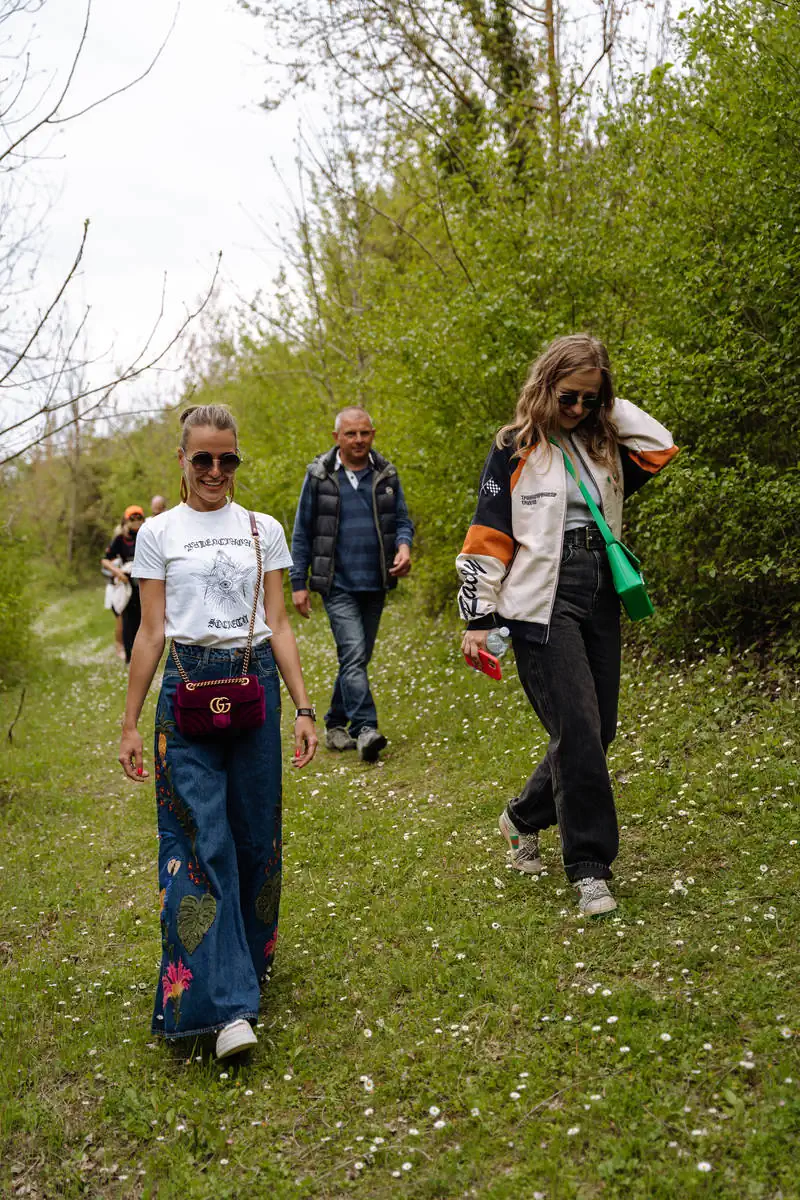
top-left (463, 648), bottom-right (503, 680)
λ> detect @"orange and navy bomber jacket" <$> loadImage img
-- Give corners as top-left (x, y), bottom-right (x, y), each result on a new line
top-left (456, 397), bottom-right (678, 643)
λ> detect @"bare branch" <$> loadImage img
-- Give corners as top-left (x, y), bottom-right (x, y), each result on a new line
top-left (0, 218), bottom-right (89, 385)
top-left (0, 253), bottom-right (222, 467)
top-left (0, 0), bottom-right (178, 165)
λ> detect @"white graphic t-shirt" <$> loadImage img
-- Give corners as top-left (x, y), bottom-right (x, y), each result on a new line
top-left (132, 502), bottom-right (293, 647)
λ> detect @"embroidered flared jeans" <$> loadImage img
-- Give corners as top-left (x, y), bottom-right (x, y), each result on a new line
top-left (151, 642), bottom-right (282, 1040)
top-left (507, 541), bottom-right (621, 882)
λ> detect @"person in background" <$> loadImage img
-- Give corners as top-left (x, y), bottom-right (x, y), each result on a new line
top-left (117, 403), bottom-right (317, 1060)
top-left (102, 512), bottom-right (127, 659)
top-left (290, 406), bottom-right (414, 762)
top-left (101, 505), bottom-right (145, 663)
top-left (151, 495), bottom-right (167, 517)
top-left (457, 334), bottom-right (678, 917)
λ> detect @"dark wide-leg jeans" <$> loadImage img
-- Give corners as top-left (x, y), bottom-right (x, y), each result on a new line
top-left (323, 587), bottom-right (386, 737)
top-left (507, 540), bottom-right (621, 882)
top-left (151, 642), bottom-right (282, 1040)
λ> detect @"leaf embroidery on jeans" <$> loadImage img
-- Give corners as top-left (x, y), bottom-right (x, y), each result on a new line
top-left (177, 892), bottom-right (217, 954)
top-left (255, 871), bottom-right (281, 927)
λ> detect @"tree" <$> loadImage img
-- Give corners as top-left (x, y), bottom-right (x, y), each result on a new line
top-left (0, 0), bottom-right (218, 468)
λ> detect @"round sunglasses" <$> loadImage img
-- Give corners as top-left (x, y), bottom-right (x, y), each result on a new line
top-left (187, 451), bottom-right (242, 472)
top-left (557, 390), bottom-right (604, 410)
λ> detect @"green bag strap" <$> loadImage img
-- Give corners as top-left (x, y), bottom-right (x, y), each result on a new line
top-left (550, 440), bottom-right (642, 568)
top-left (550, 440), bottom-right (614, 544)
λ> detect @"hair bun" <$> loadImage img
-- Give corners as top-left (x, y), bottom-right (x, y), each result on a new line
top-left (179, 405), bottom-right (200, 425)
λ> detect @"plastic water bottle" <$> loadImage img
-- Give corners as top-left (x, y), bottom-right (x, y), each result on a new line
top-left (485, 626), bottom-right (510, 657)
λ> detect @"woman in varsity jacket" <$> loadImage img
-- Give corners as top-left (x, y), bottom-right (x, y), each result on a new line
top-left (457, 334), bottom-right (678, 916)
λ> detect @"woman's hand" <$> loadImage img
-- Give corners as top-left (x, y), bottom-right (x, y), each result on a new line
top-left (461, 628), bottom-right (489, 665)
top-left (119, 725), bottom-right (149, 782)
top-left (292, 716), bottom-right (318, 768)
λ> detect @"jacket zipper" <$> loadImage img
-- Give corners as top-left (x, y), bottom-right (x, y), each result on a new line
top-left (543, 450), bottom-right (569, 636)
top-left (371, 464), bottom-right (393, 585)
top-left (324, 467), bottom-right (341, 593)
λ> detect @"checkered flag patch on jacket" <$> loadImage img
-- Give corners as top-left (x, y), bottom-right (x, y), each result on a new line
top-left (480, 476), bottom-right (502, 497)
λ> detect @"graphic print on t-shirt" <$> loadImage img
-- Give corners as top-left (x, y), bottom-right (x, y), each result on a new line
top-left (195, 549), bottom-right (255, 614)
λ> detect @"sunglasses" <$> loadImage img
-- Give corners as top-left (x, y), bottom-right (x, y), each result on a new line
top-left (187, 452), bottom-right (242, 472)
top-left (557, 390), bottom-right (604, 410)
top-left (127, 514), bottom-right (144, 522)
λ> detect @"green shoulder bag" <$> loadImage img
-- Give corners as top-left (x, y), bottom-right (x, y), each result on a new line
top-left (555, 443), bottom-right (655, 622)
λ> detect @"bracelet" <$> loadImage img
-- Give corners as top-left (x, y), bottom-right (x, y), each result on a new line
top-left (295, 707), bottom-right (316, 721)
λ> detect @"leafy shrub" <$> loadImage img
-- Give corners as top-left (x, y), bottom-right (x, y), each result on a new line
top-left (0, 532), bottom-right (34, 686)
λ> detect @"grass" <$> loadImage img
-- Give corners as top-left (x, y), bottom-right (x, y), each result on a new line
top-left (0, 586), bottom-right (798, 1199)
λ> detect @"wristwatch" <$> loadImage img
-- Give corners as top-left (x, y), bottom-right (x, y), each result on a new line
top-left (295, 707), bottom-right (316, 721)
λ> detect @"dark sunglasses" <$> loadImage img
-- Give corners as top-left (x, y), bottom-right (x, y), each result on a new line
top-left (128, 514), bottom-right (144, 522)
top-left (187, 452), bottom-right (242, 472)
top-left (557, 390), bottom-right (604, 410)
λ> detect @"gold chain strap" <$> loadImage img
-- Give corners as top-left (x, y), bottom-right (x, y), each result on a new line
top-left (170, 511), bottom-right (263, 689)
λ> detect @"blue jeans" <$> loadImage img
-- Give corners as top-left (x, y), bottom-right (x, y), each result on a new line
top-left (151, 641), bottom-right (282, 1039)
top-left (508, 538), bottom-right (621, 882)
top-left (322, 588), bottom-right (385, 736)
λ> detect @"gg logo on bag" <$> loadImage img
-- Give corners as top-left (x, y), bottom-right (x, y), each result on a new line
top-left (210, 696), bottom-right (232, 714)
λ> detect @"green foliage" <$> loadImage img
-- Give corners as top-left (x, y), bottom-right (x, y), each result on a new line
top-left (0, 530), bottom-right (35, 687)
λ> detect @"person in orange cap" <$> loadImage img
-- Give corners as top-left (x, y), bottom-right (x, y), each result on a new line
top-left (101, 506), bottom-right (145, 662)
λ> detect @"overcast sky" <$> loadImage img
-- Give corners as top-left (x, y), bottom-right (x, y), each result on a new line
top-left (8, 0), bottom-right (323, 417)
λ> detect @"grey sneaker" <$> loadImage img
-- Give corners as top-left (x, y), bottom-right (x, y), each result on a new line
top-left (576, 877), bottom-right (617, 917)
top-left (356, 727), bottom-right (387, 762)
top-left (498, 809), bottom-right (544, 874)
top-left (325, 726), bottom-right (356, 751)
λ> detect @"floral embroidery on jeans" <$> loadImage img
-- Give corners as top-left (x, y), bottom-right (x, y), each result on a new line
top-left (263, 930), bottom-right (278, 964)
top-left (162, 959), bottom-right (193, 1026)
top-left (154, 718), bottom-right (198, 852)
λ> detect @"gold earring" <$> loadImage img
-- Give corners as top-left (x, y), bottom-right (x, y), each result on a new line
top-left (228, 478), bottom-right (235, 500)
top-left (180, 477), bottom-right (188, 502)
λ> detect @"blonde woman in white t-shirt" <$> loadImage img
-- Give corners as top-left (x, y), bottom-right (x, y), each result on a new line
top-left (118, 404), bottom-right (318, 1059)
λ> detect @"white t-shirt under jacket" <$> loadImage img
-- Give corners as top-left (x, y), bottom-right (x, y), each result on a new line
top-left (132, 501), bottom-right (293, 647)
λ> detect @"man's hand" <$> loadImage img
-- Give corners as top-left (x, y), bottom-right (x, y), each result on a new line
top-left (389, 544), bottom-right (411, 578)
top-left (292, 589), bottom-right (312, 618)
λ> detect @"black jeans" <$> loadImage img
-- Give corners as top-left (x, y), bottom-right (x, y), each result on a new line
top-left (122, 585), bottom-right (141, 663)
top-left (508, 539), bottom-right (621, 882)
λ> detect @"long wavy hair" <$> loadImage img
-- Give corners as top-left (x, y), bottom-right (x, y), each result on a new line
top-left (497, 334), bottom-right (617, 466)
top-left (178, 404), bottom-right (239, 502)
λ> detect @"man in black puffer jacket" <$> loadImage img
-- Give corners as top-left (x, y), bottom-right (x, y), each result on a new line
top-left (290, 407), bottom-right (415, 761)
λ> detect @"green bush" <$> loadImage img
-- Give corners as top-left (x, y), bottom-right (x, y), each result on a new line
top-left (0, 532), bottom-right (35, 687)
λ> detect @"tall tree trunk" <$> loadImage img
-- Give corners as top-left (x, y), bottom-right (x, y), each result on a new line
top-left (544, 0), bottom-right (561, 165)
top-left (65, 397), bottom-right (80, 567)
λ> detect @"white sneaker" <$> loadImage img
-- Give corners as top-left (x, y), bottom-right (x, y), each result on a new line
top-left (356, 727), bottom-right (387, 762)
top-left (498, 809), bottom-right (544, 874)
top-left (576, 877), bottom-right (617, 917)
top-left (215, 1019), bottom-right (257, 1059)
